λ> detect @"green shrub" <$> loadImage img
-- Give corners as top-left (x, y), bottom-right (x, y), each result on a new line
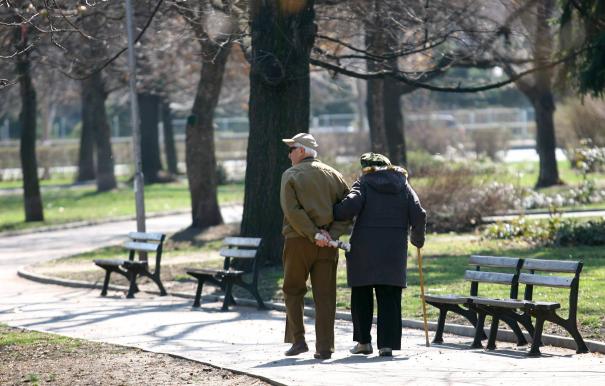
top-left (484, 215), bottom-right (605, 246)
top-left (416, 166), bottom-right (518, 232)
top-left (555, 219), bottom-right (605, 246)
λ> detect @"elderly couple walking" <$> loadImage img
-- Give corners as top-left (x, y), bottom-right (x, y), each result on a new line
top-left (280, 132), bottom-right (427, 360)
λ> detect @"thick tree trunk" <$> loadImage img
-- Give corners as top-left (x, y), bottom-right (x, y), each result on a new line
top-left (383, 80), bottom-right (406, 165)
top-left (533, 0), bottom-right (560, 188)
top-left (366, 78), bottom-right (388, 154)
top-left (138, 93), bottom-right (163, 183)
top-left (186, 42), bottom-right (228, 229)
top-left (365, 1), bottom-right (388, 155)
top-left (533, 91), bottom-right (561, 187)
top-left (241, 1), bottom-right (316, 264)
top-left (16, 27), bottom-right (43, 221)
top-left (161, 100), bottom-right (178, 175)
top-left (83, 72), bottom-right (117, 192)
top-left (76, 112), bottom-right (96, 182)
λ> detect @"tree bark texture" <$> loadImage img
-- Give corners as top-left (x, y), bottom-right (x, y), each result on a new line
top-left (82, 72), bottom-right (117, 192)
top-left (186, 41), bottom-right (228, 229)
top-left (161, 100), bottom-right (178, 175)
top-left (365, 1), bottom-right (388, 155)
top-left (16, 25), bottom-right (43, 221)
top-left (241, 0), bottom-right (317, 264)
top-left (533, 91), bottom-right (560, 187)
top-left (76, 108), bottom-right (96, 182)
top-left (383, 79), bottom-right (406, 166)
top-left (138, 93), bottom-right (163, 183)
top-left (533, 0), bottom-right (560, 187)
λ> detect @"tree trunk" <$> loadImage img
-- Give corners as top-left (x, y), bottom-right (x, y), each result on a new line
top-left (186, 41), bottom-right (228, 229)
top-left (383, 80), bottom-right (406, 165)
top-left (533, 0), bottom-right (560, 188)
top-left (83, 72), bottom-right (117, 192)
top-left (365, 1), bottom-right (388, 155)
top-left (16, 26), bottom-right (43, 221)
top-left (241, 1), bottom-right (316, 264)
top-left (138, 93), bottom-right (163, 183)
top-left (366, 78), bottom-right (388, 154)
top-left (533, 91), bottom-right (561, 187)
top-left (76, 110), bottom-right (96, 182)
top-left (162, 100), bottom-right (178, 175)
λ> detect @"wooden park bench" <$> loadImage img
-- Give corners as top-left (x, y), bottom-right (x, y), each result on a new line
top-left (186, 237), bottom-right (266, 311)
top-left (93, 232), bottom-right (167, 299)
top-left (425, 255), bottom-right (532, 348)
top-left (475, 258), bottom-right (589, 356)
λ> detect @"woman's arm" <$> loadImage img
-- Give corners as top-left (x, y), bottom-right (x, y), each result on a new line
top-left (407, 184), bottom-right (427, 248)
top-left (333, 179), bottom-right (365, 221)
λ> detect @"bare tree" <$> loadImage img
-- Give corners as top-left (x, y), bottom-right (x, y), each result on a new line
top-left (239, 0), bottom-right (317, 263)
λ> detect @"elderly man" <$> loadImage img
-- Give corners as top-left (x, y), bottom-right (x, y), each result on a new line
top-left (280, 132), bottom-right (350, 360)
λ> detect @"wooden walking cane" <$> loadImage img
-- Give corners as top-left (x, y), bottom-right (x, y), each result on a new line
top-left (417, 247), bottom-right (430, 347)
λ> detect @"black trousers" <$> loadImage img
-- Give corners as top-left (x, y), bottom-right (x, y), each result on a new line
top-left (351, 285), bottom-right (402, 350)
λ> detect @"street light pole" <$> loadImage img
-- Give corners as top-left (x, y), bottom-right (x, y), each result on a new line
top-left (125, 0), bottom-right (146, 232)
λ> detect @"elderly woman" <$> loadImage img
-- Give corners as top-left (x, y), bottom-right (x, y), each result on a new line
top-left (333, 153), bottom-right (426, 357)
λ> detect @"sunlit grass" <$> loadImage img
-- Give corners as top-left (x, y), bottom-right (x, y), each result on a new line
top-left (0, 182), bottom-right (244, 232)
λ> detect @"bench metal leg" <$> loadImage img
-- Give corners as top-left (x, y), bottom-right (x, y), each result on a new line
top-left (486, 316), bottom-right (499, 350)
top-left (193, 280), bottom-right (205, 308)
top-left (252, 287), bottom-right (266, 310)
top-left (152, 274), bottom-right (167, 296)
top-left (433, 308), bottom-right (447, 344)
top-left (471, 312), bottom-right (486, 349)
top-left (127, 271), bottom-right (138, 299)
top-left (528, 314), bottom-right (545, 357)
top-left (222, 282), bottom-right (234, 311)
top-left (502, 315), bottom-right (528, 346)
top-left (567, 324), bottom-right (589, 354)
top-left (552, 314), bottom-right (589, 354)
top-left (101, 270), bottom-right (112, 296)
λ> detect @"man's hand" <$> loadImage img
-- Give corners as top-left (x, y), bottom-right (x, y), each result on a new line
top-left (314, 230), bottom-right (332, 247)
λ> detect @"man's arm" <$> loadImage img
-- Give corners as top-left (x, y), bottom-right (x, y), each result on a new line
top-left (280, 173), bottom-right (319, 243)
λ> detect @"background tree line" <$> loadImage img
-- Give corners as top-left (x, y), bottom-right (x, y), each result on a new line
top-left (1, 0), bottom-right (603, 263)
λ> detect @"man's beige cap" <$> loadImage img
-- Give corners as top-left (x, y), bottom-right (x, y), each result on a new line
top-left (282, 132), bottom-right (319, 149)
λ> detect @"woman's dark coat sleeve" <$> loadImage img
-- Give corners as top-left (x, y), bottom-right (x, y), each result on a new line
top-left (333, 180), bottom-right (365, 221)
top-left (407, 184), bottom-right (427, 248)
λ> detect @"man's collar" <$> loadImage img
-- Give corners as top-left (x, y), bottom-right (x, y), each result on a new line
top-left (301, 157), bottom-right (316, 163)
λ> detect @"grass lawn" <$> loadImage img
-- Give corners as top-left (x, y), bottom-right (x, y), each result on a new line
top-left (41, 231), bottom-right (605, 342)
top-left (495, 160), bottom-right (605, 190)
top-left (0, 182), bottom-right (244, 232)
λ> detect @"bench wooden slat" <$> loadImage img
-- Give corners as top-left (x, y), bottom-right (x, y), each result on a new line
top-left (94, 259), bottom-right (126, 267)
top-left (519, 273), bottom-right (573, 288)
top-left (464, 270), bottom-right (516, 285)
top-left (525, 300), bottom-right (561, 310)
top-left (220, 247), bottom-right (257, 259)
top-left (522, 258), bottom-right (580, 273)
top-left (425, 294), bottom-right (468, 305)
top-left (128, 232), bottom-right (164, 242)
top-left (223, 237), bottom-right (262, 248)
top-left (469, 255), bottom-right (521, 268)
top-left (187, 268), bottom-right (244, 277)
top-left (468, 296), bottom-right (527, 308)
top-left (123, 241), bottom-right (160, 252)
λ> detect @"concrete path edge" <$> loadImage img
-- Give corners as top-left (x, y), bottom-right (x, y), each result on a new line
top-left (17, 267), bottom-right (605, 355)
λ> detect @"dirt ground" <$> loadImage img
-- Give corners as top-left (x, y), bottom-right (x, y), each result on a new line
top-left (0, 326), bottom-right (271, 386)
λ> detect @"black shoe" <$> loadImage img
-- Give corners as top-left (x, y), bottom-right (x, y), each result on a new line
top-left (314, 351), bottom-right (332, 360)
top-left (378, 347), bottom-right (392, 357)
top-left (284, 341), bottom-right (308, 356)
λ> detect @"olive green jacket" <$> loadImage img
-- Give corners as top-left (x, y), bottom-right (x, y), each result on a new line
top-left (280, 158), bottom-right (351, 242)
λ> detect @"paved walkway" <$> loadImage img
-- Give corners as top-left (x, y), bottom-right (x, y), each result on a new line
top-left (1, 210), bottom-right (604, 385)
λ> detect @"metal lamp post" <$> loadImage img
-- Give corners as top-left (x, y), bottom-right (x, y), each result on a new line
top-left (124, 0), bottom-right (146, 232)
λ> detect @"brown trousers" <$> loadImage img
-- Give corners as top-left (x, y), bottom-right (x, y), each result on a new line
top-left (282, 237), bottom-right (338, 353)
